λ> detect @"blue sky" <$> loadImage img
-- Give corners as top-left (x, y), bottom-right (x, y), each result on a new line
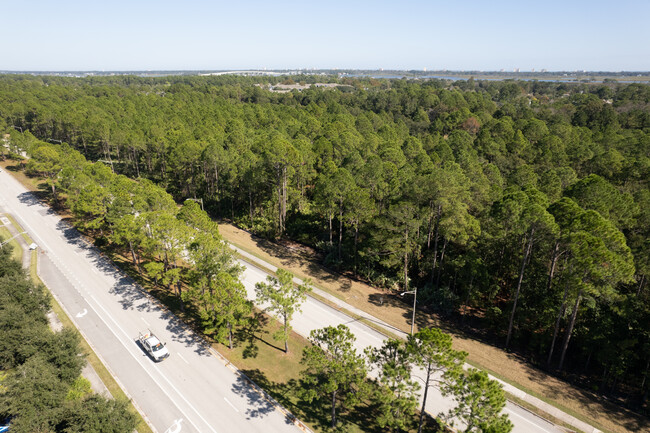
top-left (2, 0), bottom-right (648, 71)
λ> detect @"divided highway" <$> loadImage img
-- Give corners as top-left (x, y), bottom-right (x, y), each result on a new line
top-left (240, 262), bottom-right (564, 433)
top-left (0, 167), bottom-right (564, 433)
top-left (0, 169), bottom-right (302, 433)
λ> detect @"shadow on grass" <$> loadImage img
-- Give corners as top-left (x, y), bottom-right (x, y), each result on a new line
top-left (305, 261), bottom-right (352, 293)
top-left (237, 369), bottom-right (443, 433)
top-left (244, 229), bottom-right (354, 294)
top-left (234, 312), bottom-right (274, 359)
top-left (103, 250), bottom-right (214, 357)
top-left (235, 369), bottom-right (335, 430)
top-left (4, 162), bottom-right (25, 172)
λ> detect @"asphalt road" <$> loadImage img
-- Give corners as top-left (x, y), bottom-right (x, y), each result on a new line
top-left (240, 263), bottom-right (564, 433)
top-left (0, 169), bottom-right (302, 433)
top-left (0, 166), bottom-right (564, 433)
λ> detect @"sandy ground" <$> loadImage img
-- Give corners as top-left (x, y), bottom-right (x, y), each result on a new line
top-left (1, 158), bottom-right (645, 433)
top-left (217, 222), bottom-right (649, 433)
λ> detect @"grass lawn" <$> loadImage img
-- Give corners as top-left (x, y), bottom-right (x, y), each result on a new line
top-left (217, 222), bottom-right (648, 433)
top-left (107, 249), bottom-right (437, 433)
top-left (211, 316), bottom-right (399, 433)
top-left (3, 159), bottom-right (643, 433)
top-left (0, 226), bottom-right (22, 262)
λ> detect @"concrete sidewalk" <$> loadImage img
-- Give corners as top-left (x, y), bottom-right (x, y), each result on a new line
top-left (1, 212), bottom-right (112, 399)
top-left (231, 244), bottom-right (602, 433)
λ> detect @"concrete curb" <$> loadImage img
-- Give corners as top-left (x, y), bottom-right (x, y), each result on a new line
top-left (60, 223), bottom-right (315, 433)
top-left (230, 243), bottom-right (605, 433)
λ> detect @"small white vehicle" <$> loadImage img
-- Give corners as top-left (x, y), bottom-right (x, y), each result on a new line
top-left (138, 330), bottom-right (170, 362)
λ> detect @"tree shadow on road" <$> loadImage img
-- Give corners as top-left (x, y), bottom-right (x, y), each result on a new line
top-left (231, 370), bottom-right (295, 423)
top-left (234, 369), bottom-right (342, 430)
top-left (160, 310), bottom-right (212, 357)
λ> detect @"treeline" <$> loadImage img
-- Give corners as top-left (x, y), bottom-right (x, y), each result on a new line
top-left (0, 242), bottom-right (137, 432)
top-left (0, 74), bottom-right (648, 409)
top-left (17, 142), bottom-right (512, 432)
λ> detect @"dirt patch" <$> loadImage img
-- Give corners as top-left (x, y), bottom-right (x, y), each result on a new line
top-left (1, 160), bottom-right (39, 191)
top-left (3, 161), bottom-right (646, 433)
top-left (218, 221), bottom-right (649, 433)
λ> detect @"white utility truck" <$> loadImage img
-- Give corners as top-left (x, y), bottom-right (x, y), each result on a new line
top-left (138, 330), bottom-right (170, 362)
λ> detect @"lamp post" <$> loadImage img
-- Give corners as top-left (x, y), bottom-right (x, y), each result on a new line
top-left (400, 287), bottom-right (418, 335)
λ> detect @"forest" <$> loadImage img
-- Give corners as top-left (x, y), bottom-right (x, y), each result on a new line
top-left (0, 74), bottom-right (648, 414)
top-left (0, 242), bottom-right (138, 432)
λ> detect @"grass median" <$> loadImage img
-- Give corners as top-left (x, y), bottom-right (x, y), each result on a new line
top-left (217, 222), bottom-right (647, 433)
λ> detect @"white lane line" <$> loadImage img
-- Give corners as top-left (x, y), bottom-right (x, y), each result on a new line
top-left (505, 407), bottom-right (555, 433)
top-left (0, 193), bottom-right (54, 252)
top-left (83, 293), bottom-right (206, 432)
top-left (177, 353), bottom-right (189, 365)
top-left (164, 418), bottom-right (183, 433)
top-left (141, 317), bottom-right (151, 327)
top-left (87, 294), bottom-right (219, 433)
top-left (224, 397), bottom-right (239, 413)
top-left (55, 290), bottom-right (195, 433)
top-left (307, 300), bottom-right (385, 343)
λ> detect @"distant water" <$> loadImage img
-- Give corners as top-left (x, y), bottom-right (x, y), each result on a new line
top-left (344, 73), bottom-right (647, 84)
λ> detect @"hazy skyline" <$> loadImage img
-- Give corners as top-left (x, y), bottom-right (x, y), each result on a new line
top-left (2, 0), bottom-right (649, 72)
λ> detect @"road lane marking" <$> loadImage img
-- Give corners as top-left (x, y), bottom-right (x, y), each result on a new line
top-left (76, 309), bottom-right (88, 318)
top-left (6, 173), bottom-right (557, 433)
top-left (164, 418), bottom-right (183, 433)
top-left (87, 294), bottom-right (219, 433)
top-left (5, 206), bottom-right (53, 252)
top-left (141, 317), bottom-right (151, 327)
top-left (65, 287), bottom-right (204, 433)
top-left (505, 407), bottom-right (555, 433)
top-left (0, 176), bottom-right (222, 432)
top-left (224, 397), bottom-right (239, 413)
top-left (177, 353), bottom-right (189, 365)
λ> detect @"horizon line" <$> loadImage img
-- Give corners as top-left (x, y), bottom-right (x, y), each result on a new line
top-left (1, 69), bottom-right (649, 74)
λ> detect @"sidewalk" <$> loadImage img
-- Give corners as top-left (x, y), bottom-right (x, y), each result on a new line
top-left (231, 244), bottom-right (602, 433)
top-left (1, 212), bottom-right (112, 399)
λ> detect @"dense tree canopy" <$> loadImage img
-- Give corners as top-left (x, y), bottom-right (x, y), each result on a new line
top-left (0, 73), bottom-right (648, 412)
top-left (0, 243), bottom-right (137, 432)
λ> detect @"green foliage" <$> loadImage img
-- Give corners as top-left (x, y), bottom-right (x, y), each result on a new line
top-left (1, 75), bottom-right (648, 402)
top-left (0, 254), bottom-right (135, 432)
top-left (407, 327), bottom-right (467, 433)
top-left (59, 395), bottom-right (137, 433)
top-left (255, 269), bottom-right (311, 353)
top-left (190, 271), bottom-right (252, 349)
top-left (66, 377), bottom-right (92, 401)
top-left (367, 339), bottom-right (419, 432)
top-left (301, 325), bottom-right (370, 429)
top-left (446, 370), bottom-right (513, 433)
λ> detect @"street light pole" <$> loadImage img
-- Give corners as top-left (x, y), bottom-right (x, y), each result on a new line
top-left (400, 288), bottom-right (418, 336)
top-left (411, 286), bottom-right (417, 335)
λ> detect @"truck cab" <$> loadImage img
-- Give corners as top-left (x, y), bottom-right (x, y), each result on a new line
top-left (138, 331), bottom-right (170, 362)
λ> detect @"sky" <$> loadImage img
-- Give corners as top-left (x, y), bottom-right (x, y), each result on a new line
top-left (1, 0), bottom-right (649, 72)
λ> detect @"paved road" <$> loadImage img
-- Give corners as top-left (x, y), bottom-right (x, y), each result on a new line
top-left (0, 165), bottom-right (565, 433)
top-left (0, 169), bottom-right (302, 433)
top-left (240, 262), bottom-right (564, 433)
